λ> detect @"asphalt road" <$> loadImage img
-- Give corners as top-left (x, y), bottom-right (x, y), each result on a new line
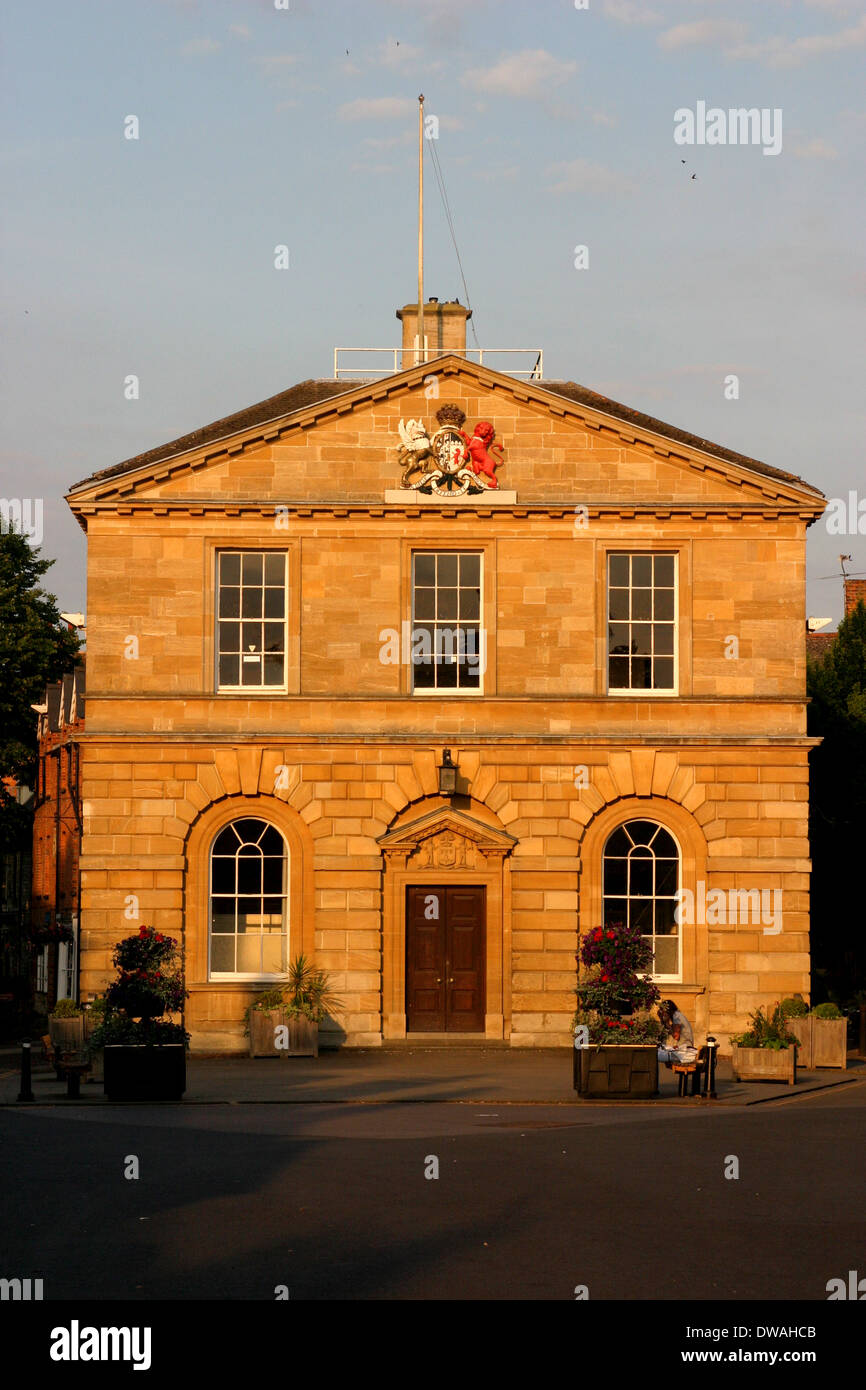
top-left (2, 1084), bottom-right (864, 1301)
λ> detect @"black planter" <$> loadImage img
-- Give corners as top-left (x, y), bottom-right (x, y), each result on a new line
top-left (575, 1044), bottom-right (658, 1099)
top-left (103, 1044), bottom-right (186, 1101)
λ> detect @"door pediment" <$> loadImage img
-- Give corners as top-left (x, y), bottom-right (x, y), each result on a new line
top-left (377, 806), bottom-right (516, 868)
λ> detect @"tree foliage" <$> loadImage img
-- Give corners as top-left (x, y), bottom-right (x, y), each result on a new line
top-left (807, 600), bottom-right (866, 1005)
top-left (0, 530), bottom-right (80, 848)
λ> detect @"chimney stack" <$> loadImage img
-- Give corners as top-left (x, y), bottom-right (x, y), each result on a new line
top-left (844, 577), bottom-right (866, 619)
top-left (397, 298), bottom-right (472, 369)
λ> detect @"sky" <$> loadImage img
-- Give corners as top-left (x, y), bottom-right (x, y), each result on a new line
top-left (1, 0), bottom-right (864, 621)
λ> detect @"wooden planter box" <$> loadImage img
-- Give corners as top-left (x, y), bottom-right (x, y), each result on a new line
top-left (49, 1016), bottom-right (84, 1076)
top-left (287, 1016), bottom-right (318, 1058)
top-left (785, 1017), bottom-right (812, 1069)
top-left (49, 1016), bottom-right (84, 1049)
top-left (782, 1017), bottom-right (847, 1070)
top-left (104, 1045), bottom-right (186, 1101)
top-left (575, 1044), bottom-right (658, 1099)
top-left (248, 1008), bottom-right (287, 1058)
top-left (731, 1043), bottom-right (797, 1085)
top-left (812, 1017), bottom-right (848, 1069)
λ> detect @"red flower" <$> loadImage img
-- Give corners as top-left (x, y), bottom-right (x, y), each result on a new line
top-left (601, 973), bottom-right (609, 982)
top-left (606, 930), bottom-right (615, 939)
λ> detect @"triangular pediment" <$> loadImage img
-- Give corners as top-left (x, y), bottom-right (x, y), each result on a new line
top-left (66, 355), bottom-right (825, 521)
top-left (377, 804), bottom-right (516, 861)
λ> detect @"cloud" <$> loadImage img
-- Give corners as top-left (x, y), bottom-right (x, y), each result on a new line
top-left (338, 96), bottom-right (415, 121)
top-left (726, 13), bottom-right (866, 67)
top-left (362, 131), bottom-right (413, 150)
top-left (792, 137), bottom-right (841, 158)
top-left (603, 0), bottom-right (662, 24)
top-left (590, 109), bottom-right (618, 128)
top-left (462, 49), bottom-right (577, 100)
top-left (659, 19), bottom-right (749, 51)
top-left (180, 37), bottom-right (221, 56)
top-left (377, 35), bottom-right (423, 67)
top-left (349, 161), bottom-right (396, 176)
top-left (229, 24), bottom-right (250, 41)
top-left (546, 158), bottom-right (635, 195)
top-left (255, 54), bottom-right (299, 73)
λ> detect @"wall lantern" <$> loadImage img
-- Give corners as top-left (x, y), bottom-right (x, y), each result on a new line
top-left (438, 749), bottom-right (458, 798)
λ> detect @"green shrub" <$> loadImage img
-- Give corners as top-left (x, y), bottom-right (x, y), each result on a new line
top-left (733, 1003), bottom-right (798, 1050)
top-left (812, 1001), bottom-right (843, 1019)
top-left (50, 998), bottom-right (82, 1018)
top-left (242, 988), bottom-right (286, 1036)
top-left (780, 995), bottom-right (809, 1019)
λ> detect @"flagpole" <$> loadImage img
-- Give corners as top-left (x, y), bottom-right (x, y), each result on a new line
top-left (418, 93), bottom-right (425, 367)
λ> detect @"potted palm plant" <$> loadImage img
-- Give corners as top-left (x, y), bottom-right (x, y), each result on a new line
top-left (90, 925), bottom-right (188, 1100)
top-left (283, 953), bottom-right (342, 1057)
top-left (244, 988), bottom-right (288, 1058)
top-left (573, 922), bottom-right (662, 1098)
top-left (731, 1003), bottom-right (798, 1085)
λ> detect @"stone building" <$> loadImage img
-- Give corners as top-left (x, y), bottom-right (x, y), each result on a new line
top-left (65, 302), bottom-right (826, 1051)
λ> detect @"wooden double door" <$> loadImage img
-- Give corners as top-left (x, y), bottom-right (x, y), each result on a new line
top-left (406, 885), bottom-right (486, 1032)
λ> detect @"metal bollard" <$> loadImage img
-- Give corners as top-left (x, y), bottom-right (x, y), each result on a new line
top-left (705, 1035), bottom-right (718, 1100)
top-left (17, 1039), bottom-right (34, 1103)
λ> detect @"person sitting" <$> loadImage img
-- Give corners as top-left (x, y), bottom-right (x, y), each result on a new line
top-left (657, 999), bottom-right (698, 1066)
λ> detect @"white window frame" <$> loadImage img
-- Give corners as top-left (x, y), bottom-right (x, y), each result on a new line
top-left (215, 551), bottom-right (289, 694)
top-left (35, 946), bottom-right (48, 993)
top-left (606, 551), bottom-right (678, 697)
top-left (208, 819), bottom-right (289, 982)
top-left (410, 550), bottom-right (485, 696)
top-left (602, 820), bottom-right (682, 984)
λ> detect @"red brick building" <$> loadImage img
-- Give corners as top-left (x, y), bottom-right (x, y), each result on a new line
top-left (30, 664), bottom-right (85, 1007)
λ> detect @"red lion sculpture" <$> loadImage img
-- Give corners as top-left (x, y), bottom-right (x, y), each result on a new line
top-left (460, 421), bottom-right (504, 488)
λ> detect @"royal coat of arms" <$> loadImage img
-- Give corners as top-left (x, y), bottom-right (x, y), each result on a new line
top-left (397, 404), bottom-right (505, 496)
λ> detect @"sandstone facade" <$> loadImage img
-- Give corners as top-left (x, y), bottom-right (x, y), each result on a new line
top-left (66, 353), bottom-right (825, 1051)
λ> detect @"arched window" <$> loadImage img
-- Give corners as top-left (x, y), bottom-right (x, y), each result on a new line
top-left (209, 818), bottom-right (288, 979)
top-left (602, 819), bottom-right (680, 979)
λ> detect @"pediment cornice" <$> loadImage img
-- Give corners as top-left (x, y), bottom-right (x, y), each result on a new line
top-left (377, 805), bottom-right (516, 861)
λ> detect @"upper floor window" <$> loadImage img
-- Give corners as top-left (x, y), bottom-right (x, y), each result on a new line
top-left (412, 551), bottom-right (483, 692)
top-left (603, 819), bottom-right (681, 980)
top-left (607, 552), bottom-right (676, 694)
top-left (217, 552), bottom-right (286, 690)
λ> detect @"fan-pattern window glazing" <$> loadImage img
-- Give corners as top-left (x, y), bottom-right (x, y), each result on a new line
top-left (603, 819), bottom-right (680, 978)
top-left (217, 551), bottom-right (287, 689)
top-left (607, 552), bottom-right (676, 692)
top-left (209, 818), bottom-right (288, 977)
top-left (411, 551), bottom-right (482, 691)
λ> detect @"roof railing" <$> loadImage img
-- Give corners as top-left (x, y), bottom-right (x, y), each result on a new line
top-left (333, 347), bottom-right (544, 380)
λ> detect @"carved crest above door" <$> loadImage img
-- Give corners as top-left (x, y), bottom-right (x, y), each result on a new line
top-left (377, 805), bottom-right (516, 871)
